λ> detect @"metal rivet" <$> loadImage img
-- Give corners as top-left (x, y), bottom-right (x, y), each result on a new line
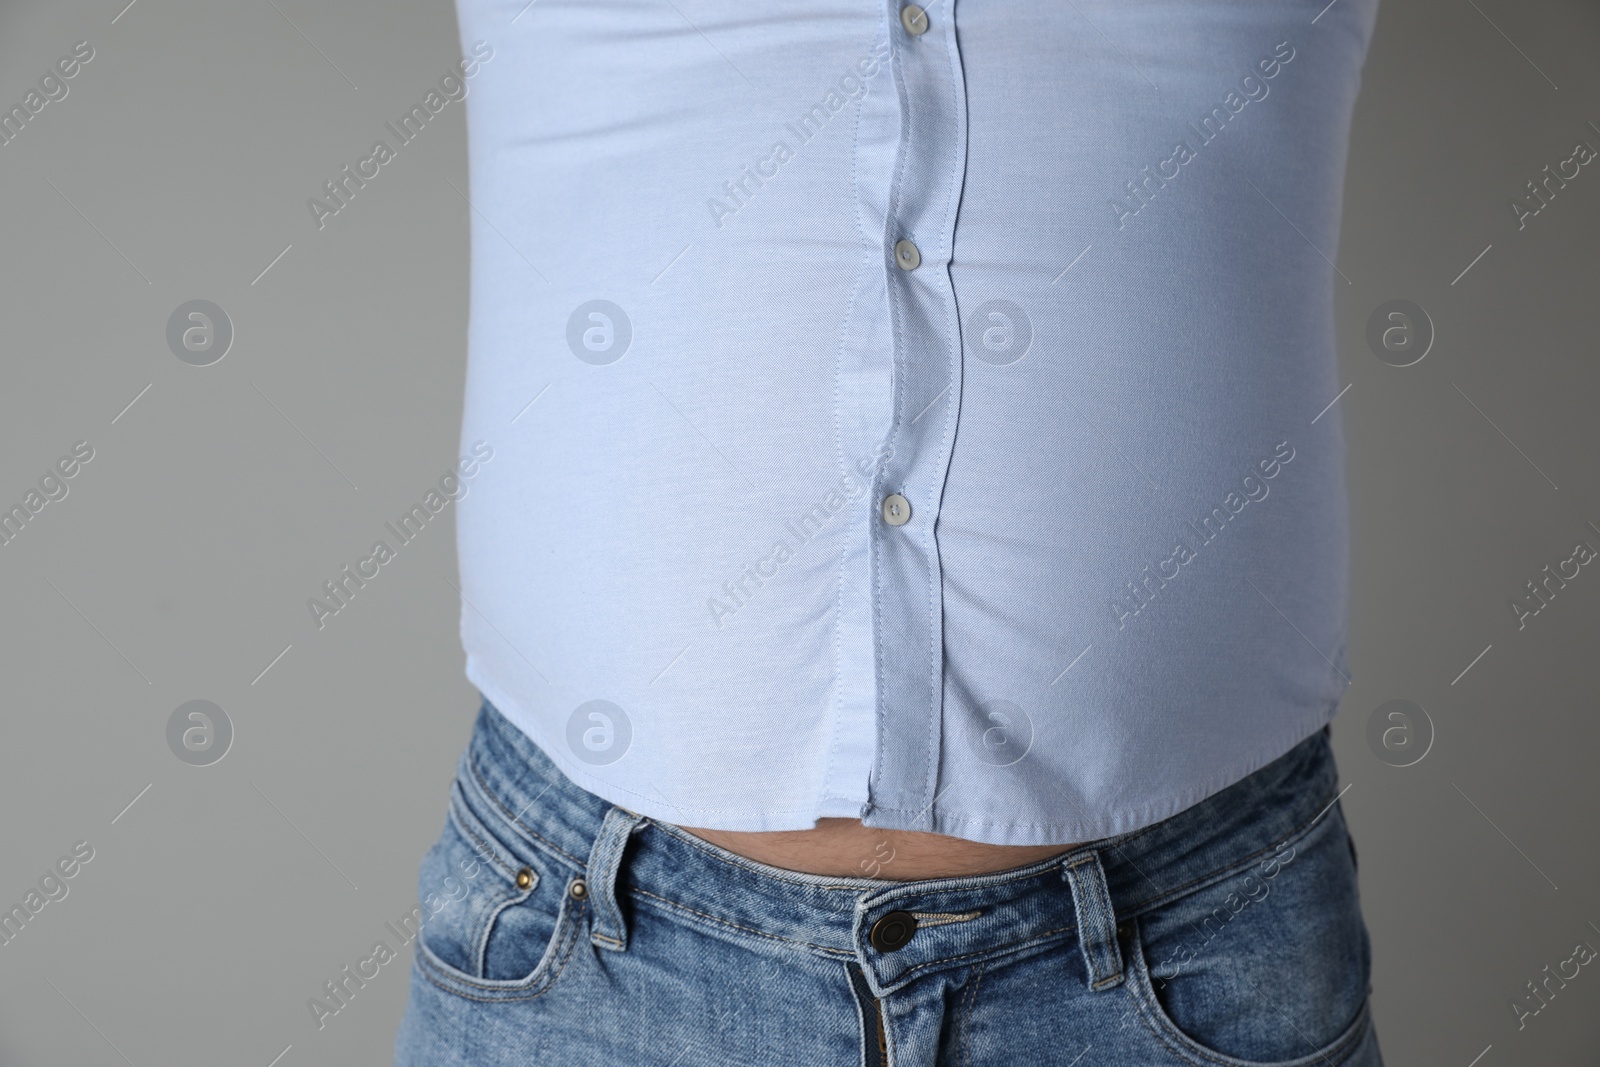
top-left (881, 494), bottom-right (911, 526)
top-left (515, 867), bottom-right (533, 890)
top-left (900, 4), bottom-right (929, 35)
top-left (870, 910), bottom-right (918, 952)
top-left (894, 239), bottom-right (921, 271)
top-left (569, 878), bottom-right (588, 899)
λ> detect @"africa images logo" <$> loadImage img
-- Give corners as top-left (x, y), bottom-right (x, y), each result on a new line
top-left (1109, 41), bottom-right (1297, 229)
top-left (306, 41), bottom-right (494, 230)
top-left (1112, 441), bottom-right (1296, 630)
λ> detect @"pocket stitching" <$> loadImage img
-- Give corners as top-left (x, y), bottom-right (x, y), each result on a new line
top-left (416, 891), bottom-right (589, 1002)
top-left (447, 786), bottom-right (522, 884)
top-left (1124, 918), bottom-right (1373, 1067)
top-left (472, 882), bottom-right (538, 978)
top-left (414, 769), bottom-right (584, 1001)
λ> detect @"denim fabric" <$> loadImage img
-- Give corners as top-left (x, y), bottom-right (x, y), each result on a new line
top-left (394, 697), bottom-right (1381, 1066)
top-left (450, 0), bottom-right (1381, 845)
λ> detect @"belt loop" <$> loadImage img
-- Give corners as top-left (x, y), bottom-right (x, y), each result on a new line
top-left (585, 806), bottom-right (646, 951)
top-left (1062, 851), bottom-right (1124, 990)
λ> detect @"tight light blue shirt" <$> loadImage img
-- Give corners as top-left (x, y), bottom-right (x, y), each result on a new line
top-left (451, 0), bottom-right (1378, 845)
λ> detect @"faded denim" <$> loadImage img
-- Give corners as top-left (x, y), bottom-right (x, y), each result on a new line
top-left (394, 697), bottom-right (1381, 1066)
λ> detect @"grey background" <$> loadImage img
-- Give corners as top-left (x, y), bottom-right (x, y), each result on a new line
top-left (1, 0), bottom-right (1597, 1064)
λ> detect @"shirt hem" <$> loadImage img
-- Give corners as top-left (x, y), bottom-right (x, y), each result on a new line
top-left (464, 654), bottom-right (1345, 845)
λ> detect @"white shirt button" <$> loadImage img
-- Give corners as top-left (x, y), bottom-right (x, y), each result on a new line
top-left (881, 494), bottom-right (912, 526)
top-left (894, 239), bottom-right (921, 271)
top-left (900, 5), bottom-right (929, 35)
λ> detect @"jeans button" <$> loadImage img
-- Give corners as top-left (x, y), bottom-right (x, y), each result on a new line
top-left (870, 910), bottom-right (918, 952)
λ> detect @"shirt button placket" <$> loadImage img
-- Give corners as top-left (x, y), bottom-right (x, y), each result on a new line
top-left (869, 0), bottom-right (969, 831)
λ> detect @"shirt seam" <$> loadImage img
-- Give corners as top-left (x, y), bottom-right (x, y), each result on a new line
top-left (923, 0), bottom-right (970, 833)
top-left (872, 0), bottom-right (915, 825)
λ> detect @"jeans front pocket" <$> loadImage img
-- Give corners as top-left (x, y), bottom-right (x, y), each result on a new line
top-left (411, 771), bottom-right (588, 1002)
top-left (1122, 803), bottom-right (1376, 1066)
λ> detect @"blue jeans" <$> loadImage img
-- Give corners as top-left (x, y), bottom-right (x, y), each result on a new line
top-left (394, 698), bottom-right (1381, 1066)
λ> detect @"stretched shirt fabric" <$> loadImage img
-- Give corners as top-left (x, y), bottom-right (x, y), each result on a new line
top-left (451, 0), bottom-right (1378, 846)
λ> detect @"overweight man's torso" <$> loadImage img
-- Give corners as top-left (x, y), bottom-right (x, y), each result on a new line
top-left (453, 0), bottom-right (1377, 847)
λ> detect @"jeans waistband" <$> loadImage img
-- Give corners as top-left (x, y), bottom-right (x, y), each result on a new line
top-left (459, 697), bottom-right (1339, 995)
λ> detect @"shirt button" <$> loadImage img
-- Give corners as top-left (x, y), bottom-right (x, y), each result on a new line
top-left (900, 5), bottom-right (929, 35)
top-left (870, 910), bottom-right (919, 951)
top-left (894, 239), bottom-right (921, 271)
top-left (881, 494), bottom-right (911, 526)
